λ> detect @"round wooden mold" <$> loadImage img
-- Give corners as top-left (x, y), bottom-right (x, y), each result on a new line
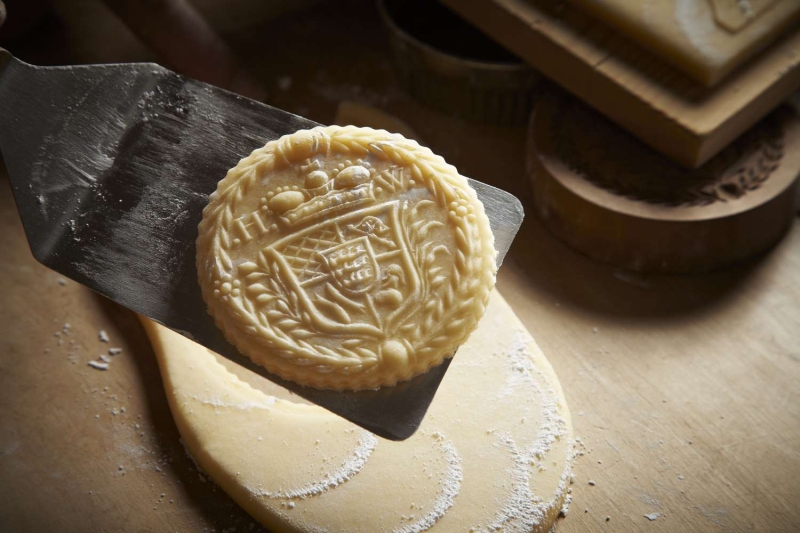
top-left (527, 93), bottom-right (800, 273)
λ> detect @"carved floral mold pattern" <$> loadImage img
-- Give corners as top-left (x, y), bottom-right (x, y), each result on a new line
top-left (197, 126), bottom-right (496, 390)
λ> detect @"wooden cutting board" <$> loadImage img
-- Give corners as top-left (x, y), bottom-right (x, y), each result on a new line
top-left (2, 2), bottom-right (800, 531)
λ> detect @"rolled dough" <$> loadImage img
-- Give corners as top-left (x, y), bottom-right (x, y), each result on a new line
top-left (141, 290), bottom-right (575, 532)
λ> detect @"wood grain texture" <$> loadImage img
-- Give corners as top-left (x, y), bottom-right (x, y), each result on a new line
top-left (1, 1), bottom-right (799, 531)
top-left (0, 175), bottom-right (267, 532)
top-left (496, 214), bottom-right (800, 533)
top-left (441, 0), bottom-right (800, 168)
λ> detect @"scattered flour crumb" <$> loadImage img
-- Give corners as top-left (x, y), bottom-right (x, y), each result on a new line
top-left (58, 278), bottom-right (67, 286)
top-left (736, 0), bottom-right (754, 17)
top-left (109, 347), bottom-right (122, 355)
top-left (588, 480), bottom-right (596, 486)
top-left (645, 512), bottom-right (661, 521)
top-left (99, 330), bottom-right (110, 343)
top-left (88, 361), bottom-right (109, 371)
top-left (559, 493), bottom-right (573, 517)
top-left (99, 355), bottom-right (112, 363)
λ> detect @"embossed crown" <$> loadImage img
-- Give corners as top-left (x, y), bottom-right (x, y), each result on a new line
top-left (263, 159), bottom-right (380, 227)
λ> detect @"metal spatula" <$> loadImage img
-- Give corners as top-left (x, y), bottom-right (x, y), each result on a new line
top-left (0, 49), bottom-right (524, 440)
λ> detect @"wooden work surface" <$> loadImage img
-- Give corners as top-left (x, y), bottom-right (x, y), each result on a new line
top-left (1, 1), bottom-right (799, 531)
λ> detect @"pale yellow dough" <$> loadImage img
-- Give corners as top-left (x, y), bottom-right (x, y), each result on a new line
top-left (197, 126), bottom-right (496, 390)
top-left (142, 290), bottom-right (575, 533)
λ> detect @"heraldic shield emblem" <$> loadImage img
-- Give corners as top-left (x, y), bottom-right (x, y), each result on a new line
top-left (197, 126), bottom-right (496, 390)
top-left (265, 196), bottom-right (421, 334)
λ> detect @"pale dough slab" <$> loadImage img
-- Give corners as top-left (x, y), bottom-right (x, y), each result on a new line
top-left (567, 0), bottom-right (800, 86)
top-left (141, 290), bottom-right (575, 532)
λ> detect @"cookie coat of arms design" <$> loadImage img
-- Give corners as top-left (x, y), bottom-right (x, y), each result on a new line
top-left (197, 126), bottom-right (496, 390)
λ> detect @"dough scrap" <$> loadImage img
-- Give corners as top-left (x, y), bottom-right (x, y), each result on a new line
top-left (142, 290), bottom-right (575, 532)
top-left (197, 126), bottom-right (496, 390)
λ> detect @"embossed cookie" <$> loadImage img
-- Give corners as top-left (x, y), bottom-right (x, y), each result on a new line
top-left (197, 126), bottom-right (496, 390)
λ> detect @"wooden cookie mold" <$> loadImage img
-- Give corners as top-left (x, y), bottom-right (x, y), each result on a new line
top-left (528, 93), bottom-right (800, 273)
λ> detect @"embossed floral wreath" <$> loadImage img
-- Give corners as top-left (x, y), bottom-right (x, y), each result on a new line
top-left (197, 126), bottom-right (496, 390)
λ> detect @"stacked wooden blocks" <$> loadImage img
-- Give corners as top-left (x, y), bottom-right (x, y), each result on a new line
top-left (444, 0), bottom-right (800, 272)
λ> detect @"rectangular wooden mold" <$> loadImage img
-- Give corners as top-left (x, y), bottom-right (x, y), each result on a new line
top-left (441, 0), bottom-right (800, 168)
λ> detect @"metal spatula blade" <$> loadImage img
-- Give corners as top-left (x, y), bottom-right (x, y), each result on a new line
top-left (0, 50), bottom-right (524, 440)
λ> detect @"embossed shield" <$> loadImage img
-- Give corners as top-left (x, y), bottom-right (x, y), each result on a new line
top-left (319, 237), bottom-right (379, 294)
top-left (265, 200), bottom-right (420, 331)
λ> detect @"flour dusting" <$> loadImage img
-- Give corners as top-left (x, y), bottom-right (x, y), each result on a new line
top-left (88, 360), bottom-right (109, 371)
top-left (393, 432), bottom-right (463, 533)
top-left (196, 395), bottom-right (277, 411)
top-left (477, 330), bottom-right (576, 532)
top-left (250, 431), bottom-right (377, 500)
